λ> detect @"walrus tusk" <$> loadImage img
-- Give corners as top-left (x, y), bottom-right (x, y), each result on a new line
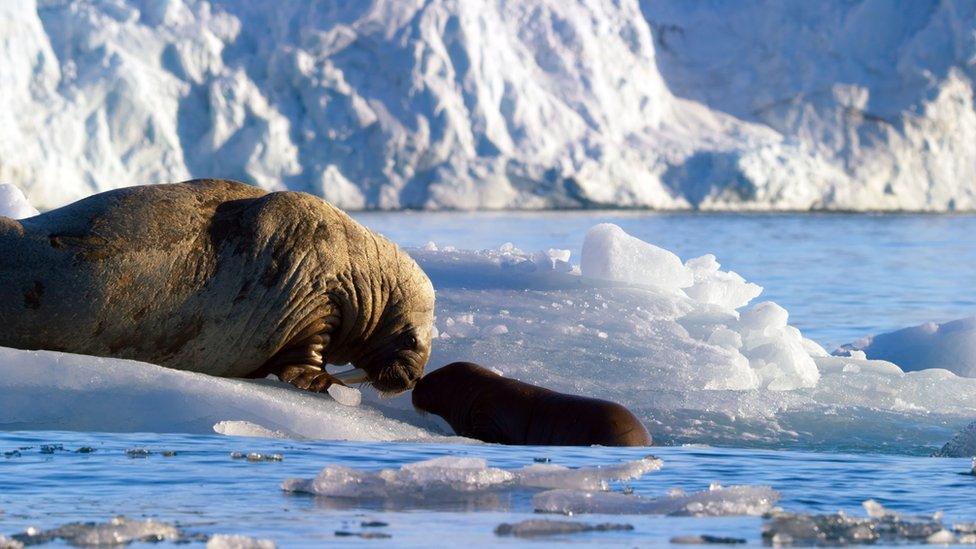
top-left (330, 367), bottom-right (369, 385)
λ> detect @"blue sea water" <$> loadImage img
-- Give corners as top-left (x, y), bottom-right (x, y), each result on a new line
top-left (1, 431), bottom-right (974, 547)
top-left (4, 213), bottom-right (976, 546)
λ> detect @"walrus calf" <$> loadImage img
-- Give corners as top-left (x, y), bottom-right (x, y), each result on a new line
top-left (412, 362), bottom-right (651, 446)
top-left (0, 179), bottom-right (435, 394)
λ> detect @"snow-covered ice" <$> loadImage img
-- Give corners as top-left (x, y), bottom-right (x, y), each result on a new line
top-left (534, 484), bottom-right (779, 517)
top-left (282, 455), bottom-right (662, 499)
top-left (581, 224), bottom-right (693, 291)
top-left (0, 346), bottom-right (439, 441)
top-left (3, 1), bottom-right (976, 211)
top-left (841, 317), bottom-right (976, 377)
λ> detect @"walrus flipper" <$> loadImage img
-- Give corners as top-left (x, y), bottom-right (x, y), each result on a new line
top-left (256, 317), bottom-right (347, 393)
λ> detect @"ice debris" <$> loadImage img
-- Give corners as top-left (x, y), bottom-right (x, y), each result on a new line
top-left (230, 452), bottom-right (283, 462)
top-left (0, 535), bottom-right (22, 549)
top-left (282, 455), bottom-right (662, 500)
top-left (670, 535), bottom-right (746, 544)
top-left (206, 534), bottom-right (276, 549)
top-left (763, 500), bottom-right (976, 546)
top-left (533, 484), bottom-right (779, 517)
top-left (494, 520), bottom-right (633, 538)
top-left (10, 517), bottom-right (182, 546)
top-left (326, 383), bottom-right (361, 407)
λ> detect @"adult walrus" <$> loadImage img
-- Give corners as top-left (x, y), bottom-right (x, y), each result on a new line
top-left (412, 362), bottom-right (652, 446)
top-left (0, 179), bottom-right (434, 394)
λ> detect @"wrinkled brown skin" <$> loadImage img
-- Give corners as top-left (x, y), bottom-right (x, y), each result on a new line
top-left (0, 179), bottom-right (435, 394)
top-left (412, 362), bottom-right (652, 446)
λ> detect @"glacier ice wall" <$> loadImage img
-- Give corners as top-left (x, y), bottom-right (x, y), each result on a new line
top-left (2, 0), bottom-right (974, 211)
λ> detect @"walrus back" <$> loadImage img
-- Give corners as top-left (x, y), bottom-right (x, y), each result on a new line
top-left (0, 180), bottom-right (270, 369)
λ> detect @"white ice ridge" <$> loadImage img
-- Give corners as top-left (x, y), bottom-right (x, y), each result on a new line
top-left (3, 1), bottom-right (976, 211)
top-left (0, 346), bottom-right (441, 441)
top-left (534, 484), bottom-right (780, 517)
top-left (281, 455), bottom-right (663, 498)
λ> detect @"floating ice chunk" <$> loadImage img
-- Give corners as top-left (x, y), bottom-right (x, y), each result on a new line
top-left (841, 317), bottom-right (976, 377)
top-left (213, 421), bottom-right (294, 439)
top-left (10, 517), bottom-right (182, 546)
top-left (514, 456), bottom-right (663, 490)
top-left (0, 535), bottom-right (23, 549)
top-left (684, 254), bottom-right (762, 309)
top-left (533, 484), bottom-right (779, 516)
top-left (0, 184), bottom-right (38, 219)
top-left (494, 520), bottom-right (633, 538)
top-left (282, 456), bottom-right (662, 500)
top-left (762, 500), bottom-right (959, 546)
top-left (580, 224), bottom-right (693, 291)
top-left (207, 534), bottom-right (276, 549)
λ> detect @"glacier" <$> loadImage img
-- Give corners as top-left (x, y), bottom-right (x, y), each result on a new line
top-left (2, 0), bottom-right (975, 211)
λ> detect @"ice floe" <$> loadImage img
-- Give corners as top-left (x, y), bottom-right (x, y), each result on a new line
top-left (533, 484), bottom-right (779, 517)
top-left (763, 500), bottom-right (976, 546)
top-left (282, 455), bottom-right (662, 499)
top-left (0, 346), bottom-right (439, 441)
top-left (9, 517), bottom-right (182, 546)
top-left (3, 223), bottom-right (976, 452)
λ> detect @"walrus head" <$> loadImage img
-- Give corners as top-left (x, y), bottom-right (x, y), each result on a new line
top-left (328, 240), bottom-right (435, 395)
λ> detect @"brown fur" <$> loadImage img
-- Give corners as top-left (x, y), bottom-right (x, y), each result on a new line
top-left (413, 362), bottom-right (652, 446)
top-left (0, 179), bottom-right (435, 394)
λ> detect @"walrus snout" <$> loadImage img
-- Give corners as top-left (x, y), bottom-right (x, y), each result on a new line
top-left (413, 362), bottom-right (652, 447)
top-left (367, 358), bottom-right (423, 394)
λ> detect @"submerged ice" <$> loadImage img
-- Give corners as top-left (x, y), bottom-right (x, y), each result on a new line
top-left (533, 484), bottom-right (779, 517)
top-left (282, 455), bottom-right (663, 499)
top-left (1, 222), bottom-right (975, 452)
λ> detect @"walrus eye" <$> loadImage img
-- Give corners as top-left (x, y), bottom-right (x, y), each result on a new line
top-left (403, 333), bottom-right (418, 349)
